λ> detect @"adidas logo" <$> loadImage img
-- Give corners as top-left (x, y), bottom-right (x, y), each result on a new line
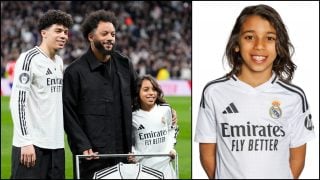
top-left (46, 68), bottom-right (53, 75)
top-left (137, 124), bottom-right (145, 130)
top-left (222, 102), bottom-right (239, 114)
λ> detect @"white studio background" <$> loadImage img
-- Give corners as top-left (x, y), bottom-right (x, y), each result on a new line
top-left (192, 1), bottom-right (319, 179)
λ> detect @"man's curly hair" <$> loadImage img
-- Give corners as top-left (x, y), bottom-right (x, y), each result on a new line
top-left (38, 9), bottom-right (73, 32)
top-left (81, 10), bottom-right (118, 41)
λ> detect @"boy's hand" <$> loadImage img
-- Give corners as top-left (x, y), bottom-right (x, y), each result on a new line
top-left (172, 109), bottom-right (178, 125)
top-left (128, 152), bottom-right (137, 163)
top-left (169, 149), bottom-right (176, 160)
top-left (21, 144), bottom-right (36, 168)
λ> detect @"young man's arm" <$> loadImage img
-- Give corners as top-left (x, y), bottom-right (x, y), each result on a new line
top-left (10, 52), bottom-right (36, 167)
top-left (200, 143), bottom-right (216, 179)
top-left (290, 144), bottom-right (306, 179)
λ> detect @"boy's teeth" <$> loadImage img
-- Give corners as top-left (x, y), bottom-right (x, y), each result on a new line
top-left (252, 56), bottom-right (266, 61)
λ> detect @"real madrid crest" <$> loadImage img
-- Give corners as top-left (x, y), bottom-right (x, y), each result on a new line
top-left (269, 100), bottom-right (282, 119)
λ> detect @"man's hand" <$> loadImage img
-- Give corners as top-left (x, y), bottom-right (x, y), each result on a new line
top-left (83, 149), bottom-right (99, 160)
top-left (20, 144), bottom-right (36, 168)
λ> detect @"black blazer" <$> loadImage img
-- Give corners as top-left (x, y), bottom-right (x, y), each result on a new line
top-left (63, 48), bottom-right (138, 155)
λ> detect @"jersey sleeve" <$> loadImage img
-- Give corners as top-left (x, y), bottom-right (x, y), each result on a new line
top-left (9, 52), bottom-right (33, 146)
top-left (194, 88), bottom-right (217, 143)
top-left (166, 106), bottom-right (178, 151)
top-left (289, 97), bottom-right (315, 148)
top-left (131, 114), bottom-right (138, 152)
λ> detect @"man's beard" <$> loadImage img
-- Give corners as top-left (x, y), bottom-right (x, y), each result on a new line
top-left (93, 40), bottom-right (114, 56)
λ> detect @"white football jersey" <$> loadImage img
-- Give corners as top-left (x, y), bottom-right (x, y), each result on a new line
top-left (92, 162), bottom-right (164, 179)
top-left (132, 104), bottom-right (178, 179)
top-left (10, 46), bottom-right (64, 149)
top-left (194, 73), bottom-right (315, 179)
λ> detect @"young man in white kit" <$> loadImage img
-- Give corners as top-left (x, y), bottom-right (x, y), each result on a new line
top-left (10, 10), bottom-right (73, 179)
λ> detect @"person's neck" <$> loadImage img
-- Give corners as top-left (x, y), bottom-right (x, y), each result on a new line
top-left (39, 44), bottom-right (56, 60)
top-left (237, 70), bottom-right (272, 88)
top-left (91, 46), bottom-right (111, 63)
top-left (141, 104), bottom-right (155, 112)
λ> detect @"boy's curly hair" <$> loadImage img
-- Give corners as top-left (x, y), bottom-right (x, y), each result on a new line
top-left (38, 9), bottom-right (73, 32)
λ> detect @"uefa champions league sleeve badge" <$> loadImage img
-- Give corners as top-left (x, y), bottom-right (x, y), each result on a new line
top-left (269, 100), bottom-right (282, 119)
top-left (19, 73), bottom-right (30, 84)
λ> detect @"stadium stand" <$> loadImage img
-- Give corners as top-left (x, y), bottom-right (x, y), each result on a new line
top-left (1, 1), bottom-right (191, 80)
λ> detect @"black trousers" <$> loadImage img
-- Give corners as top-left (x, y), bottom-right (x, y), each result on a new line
top-left (11, 146), bottom-right (64, 179)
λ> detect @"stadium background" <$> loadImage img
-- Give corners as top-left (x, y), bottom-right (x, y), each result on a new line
top-left (1, 1), bottom-right (191, 179)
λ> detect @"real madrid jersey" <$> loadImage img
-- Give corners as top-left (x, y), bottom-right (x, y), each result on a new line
top-left (132, 104), bottom-right (178, 179)
top-left (194, 73), bottom-right (315, 179)
top-left (10, 46), bottom-right (64, 149)
top-left (92, 162), bottom-right (164, 179)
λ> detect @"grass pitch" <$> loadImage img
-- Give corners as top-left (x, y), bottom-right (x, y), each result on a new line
top-left (1, 96), bottom-right (191, 179)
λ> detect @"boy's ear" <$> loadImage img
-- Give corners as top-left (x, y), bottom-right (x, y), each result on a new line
top-left (235, 46), bottom-right (240, 52)
top-left (41, 29), bottom-right (47, 39)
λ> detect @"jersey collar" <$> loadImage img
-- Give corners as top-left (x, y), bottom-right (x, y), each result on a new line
top-left (230, 72), bottom-right (278, 92)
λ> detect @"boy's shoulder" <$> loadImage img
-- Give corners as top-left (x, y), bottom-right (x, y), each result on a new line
top-left (274, 79), bottom-right (308, 97)
top-left (16, 47), bottom-right (47, 66)
top-left (159, 103), bottom-right (170, 107)
top-left (158, 103), bottom-right (172, 112)
top-left (202, 75), bottom-right (232, 92)
top-left (273, 79), bottom-right (310, 114)
top-left (18, 47), bottom-right (39, 59)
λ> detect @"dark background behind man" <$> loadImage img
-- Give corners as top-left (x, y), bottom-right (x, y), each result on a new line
top-left (1, 1), bottom-right (191, 80)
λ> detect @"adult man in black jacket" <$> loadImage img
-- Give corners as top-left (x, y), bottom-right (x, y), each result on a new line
top-left (63, 10), bottom-right (138, 178)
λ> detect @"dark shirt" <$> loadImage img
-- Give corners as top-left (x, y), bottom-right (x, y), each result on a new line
top-left (63, 48), bottom-right (138, 155)
top-left (102, 58), bottom-right (124, 153)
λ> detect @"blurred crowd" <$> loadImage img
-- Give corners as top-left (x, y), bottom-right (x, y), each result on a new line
top-left (1, 1), bottom-right (191, 81)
